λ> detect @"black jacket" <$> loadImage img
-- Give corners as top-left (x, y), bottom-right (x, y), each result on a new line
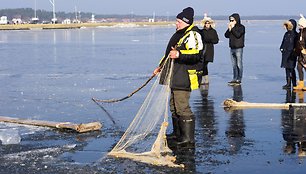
top-left (200, 28), bottom-right (219, 62)
top-left (159, 24), bottom-right (203, 91)
top-left (224, 13), bottom-right (245, 49)
top-left (280, 19), bottom-right (298, 69)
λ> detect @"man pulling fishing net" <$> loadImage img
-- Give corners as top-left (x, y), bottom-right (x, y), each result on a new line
top-left (154, 7), bottom-right (204, 147)
top-left (108, 7), bottom-right (203, 168)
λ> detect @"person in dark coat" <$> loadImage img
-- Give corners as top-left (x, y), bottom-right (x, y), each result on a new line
top-left (224, 13), bottom-right (245, 85)
top-left (200, 15), bottom-right (219, 85)
top-left (280, 19), bottom-right (298, 89)
top-left (293, 14), bottom-right (306, 91)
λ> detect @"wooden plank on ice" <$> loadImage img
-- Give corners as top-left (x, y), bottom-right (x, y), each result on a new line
top-left (0, 116), bottom-right (102, 133)
top-left (223, 98), bottom-right (306, 110)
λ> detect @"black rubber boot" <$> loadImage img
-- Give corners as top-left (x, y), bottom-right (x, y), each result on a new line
top-left (176, 117), bottom-right (195, 148)
top-left (282, 77), bottom-right (291, 89)
top-left (166, 116), bottom-right (180, 140)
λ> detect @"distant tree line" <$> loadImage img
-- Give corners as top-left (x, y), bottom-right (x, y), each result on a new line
top-left (0, 8), bottom-right (301, 23)
top-left (0, 8), bottom-right (150, 22)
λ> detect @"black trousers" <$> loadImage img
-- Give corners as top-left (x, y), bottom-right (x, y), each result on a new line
top-left (285, 68), bottom-right (296, 80)
top-left (297, 61), bottom-right (305, 81)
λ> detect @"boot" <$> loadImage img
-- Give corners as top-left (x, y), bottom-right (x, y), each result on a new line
top-left (176, 117), bottom-right (195, 147)
top-left (282, 77), bottom-right (291, 89)
top-left (293, 81), bottom-right (304, 90)
top-left (166, 116), bottom-right (180, 140)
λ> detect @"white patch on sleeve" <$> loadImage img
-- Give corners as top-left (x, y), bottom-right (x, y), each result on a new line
top-left (188, 31), bottom-right (203, 50)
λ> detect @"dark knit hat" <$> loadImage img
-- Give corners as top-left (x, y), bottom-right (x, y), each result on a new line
top-left (176, 7), bottom-right (194, 25)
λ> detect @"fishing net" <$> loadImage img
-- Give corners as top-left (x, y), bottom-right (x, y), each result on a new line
top-left (108, 60), bottom-right (183, 168)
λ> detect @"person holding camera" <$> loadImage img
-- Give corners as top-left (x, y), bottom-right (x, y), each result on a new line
top-left (224, 13), bottom-right (245, 85)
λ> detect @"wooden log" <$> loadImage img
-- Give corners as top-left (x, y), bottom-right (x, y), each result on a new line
top-left (223, 98), bottom-right (306, 110)
top-left (0, 116), bottom-right (102, 133)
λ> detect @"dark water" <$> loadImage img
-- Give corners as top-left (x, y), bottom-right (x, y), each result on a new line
top-left (0, 21), bottom-right (306, 173)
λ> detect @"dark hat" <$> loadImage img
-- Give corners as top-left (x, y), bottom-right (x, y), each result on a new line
top-left (176, 7), bottom-right (194, 25)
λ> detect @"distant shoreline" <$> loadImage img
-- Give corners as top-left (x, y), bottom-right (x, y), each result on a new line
top-left (0, 20), bottom-right (284, 30)
top-left (0, 22), bottom-right (175, 30)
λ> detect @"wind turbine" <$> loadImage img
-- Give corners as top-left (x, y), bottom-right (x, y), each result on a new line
top-left (49, 0), bottom-right (57, 23)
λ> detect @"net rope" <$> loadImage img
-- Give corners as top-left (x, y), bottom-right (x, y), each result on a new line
top-left (108, 60), bottom-right (184, 168)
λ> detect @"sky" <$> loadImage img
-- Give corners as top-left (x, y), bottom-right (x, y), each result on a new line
top-left (1, 0), bottom-right (306, 17)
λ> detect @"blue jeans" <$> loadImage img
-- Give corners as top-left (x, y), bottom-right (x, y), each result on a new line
top-left (230, 48), bottom-right (243, 81)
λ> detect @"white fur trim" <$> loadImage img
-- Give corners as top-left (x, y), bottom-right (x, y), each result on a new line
top-left (299, 14), bottom-right (306, 28)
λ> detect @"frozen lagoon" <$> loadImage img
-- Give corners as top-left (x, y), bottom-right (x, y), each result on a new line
top-left (0, 20), bottom-right (306, 173)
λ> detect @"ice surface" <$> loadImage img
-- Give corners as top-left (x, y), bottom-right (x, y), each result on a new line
top-left (0, 20), bottom-right (306, 173)
top-left (0, 129), bottom-right (21, 145)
